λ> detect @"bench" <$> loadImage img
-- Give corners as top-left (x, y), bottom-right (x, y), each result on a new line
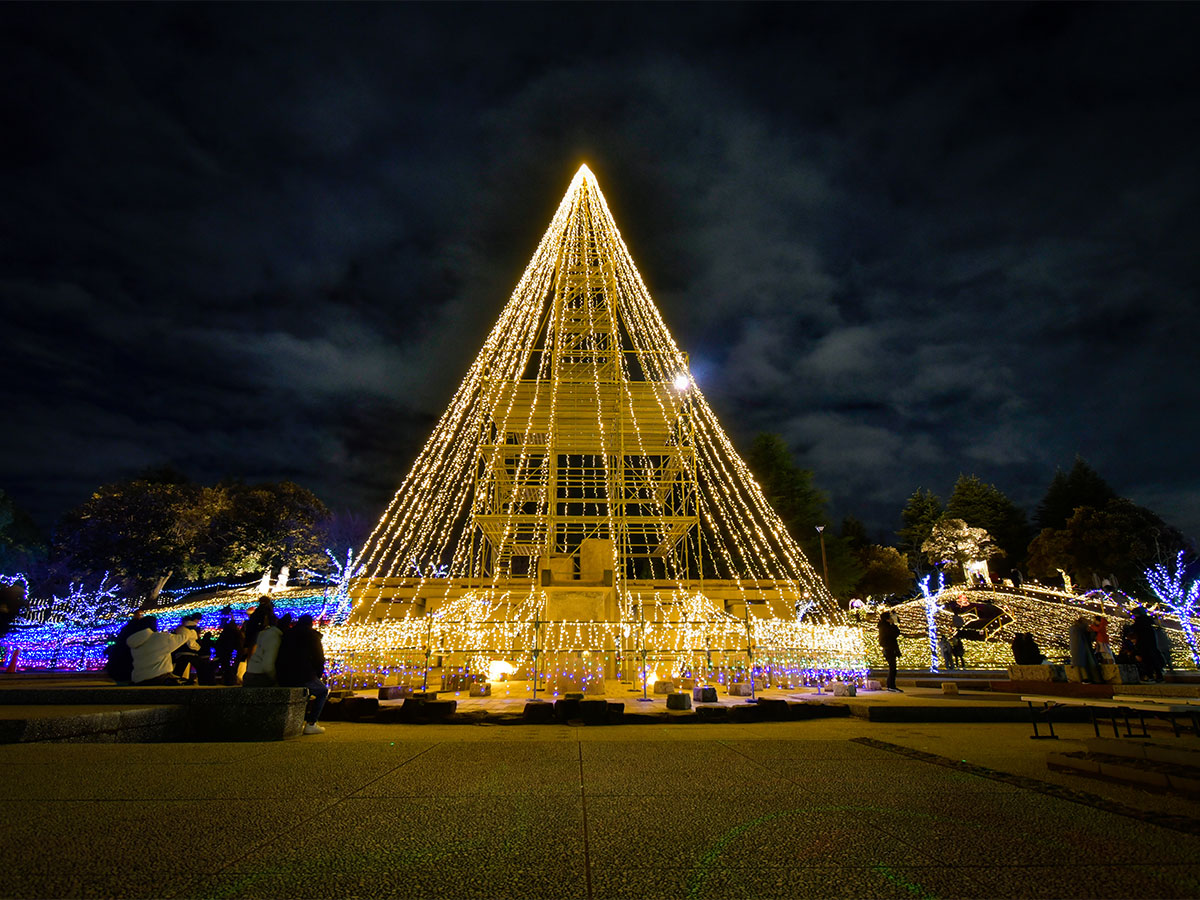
top-left (1113, 694), bottom-right (1200, 706)
top-left (1022, 694), bottom-right (1200, 741)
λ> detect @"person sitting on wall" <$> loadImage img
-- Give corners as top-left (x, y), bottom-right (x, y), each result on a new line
top-left (126, 617), bottom-right (190, 686)
top-left (242, 607), bottom-right (282, 687)
top-left (105, 610), bottom-right (146, 683)
top-left (214, 608), bottom-right (244, 686)
top-left (171, 613), bottom-right (216, 684)
top-left (276, 614), bottom-right (330, 735)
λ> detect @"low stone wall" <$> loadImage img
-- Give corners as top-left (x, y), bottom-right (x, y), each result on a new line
top-left (0, 686), bottom-right (307, 742)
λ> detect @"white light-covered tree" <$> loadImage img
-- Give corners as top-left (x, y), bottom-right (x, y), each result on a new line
top-left (918, 572), bottom-right (946, 673)
top-left (1146, 551), bottom-right (1199, 665)
top-left (49, 573), bottom-right (134, 626)
top-left (301, 549), bottom-right (365, 624)
top-left (922, 518), bottom-right (1003, 581)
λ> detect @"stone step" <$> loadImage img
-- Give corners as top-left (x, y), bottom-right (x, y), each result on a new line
top-left (1085, 737), bottom-right (1200, 769)
top-left (1047, 750), bottom-right (1200, 796)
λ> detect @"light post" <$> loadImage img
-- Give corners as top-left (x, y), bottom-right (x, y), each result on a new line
top-left (815, 525), bottom-right (829, 589)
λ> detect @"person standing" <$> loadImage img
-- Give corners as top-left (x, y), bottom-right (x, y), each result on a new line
top-left (878, 611), bottom-right (902, 693)
top-left (276, 614), bottom-right (329, 735)
top-left (1069, 616), bottom-right (1101, 684)
top-left (1130, 610), bottom-right (1164, 683)
top-left (1090, 615), bottom-right (1115, 663)
top-left (1154, 619), bottom-right (1175, 673)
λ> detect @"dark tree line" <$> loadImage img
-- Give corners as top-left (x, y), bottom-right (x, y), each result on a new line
top-left (749, 437), bottom-right (1193, 601)
top-left (0, 469), bottom-right (346, 603)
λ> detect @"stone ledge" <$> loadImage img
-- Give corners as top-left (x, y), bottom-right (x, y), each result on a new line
top-left (0, 686), bottom-right (307, 742)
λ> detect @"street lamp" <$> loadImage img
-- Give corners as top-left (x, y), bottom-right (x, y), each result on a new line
top-left (815, 525), bottom-right (829, 589)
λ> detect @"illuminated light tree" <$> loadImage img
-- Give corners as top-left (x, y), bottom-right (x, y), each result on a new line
top-left (339, 165), bottom-right (857, 687)
top-left (301, 548), bottom-right (365, 624)
top-left (944, 475), bottom-right (1029, 573)
top-left (922, 518), bottom-right (1002, 583)
top-left (1146, 552), bottom-right (1200, 665)
top-left (50, 573), bottom-right (130, 626)
top-left (918, 572), bottom-right (945, 673)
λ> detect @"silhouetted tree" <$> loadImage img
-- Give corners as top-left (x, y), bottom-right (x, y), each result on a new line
top-left (201, 480), bottom-right (331, 576)
top-left (746, 434), bottom-right (861, 597)
top-left (897, 489), bottom-right (943, 569)
top-left (1027, 498), bottom-right (1187, 590)
top-left (0, 489), bottom-right (47, 573)
top-left (55, 479), bottom-right (206, 601)
top-left (1035, 457), bottom-right (1118, 532)
top-left (840, 515), bottom-right (870, 554)
top-left (55, 477), bottom-right (332, 599)
top-left (855, 545), bottom-right (914, 599)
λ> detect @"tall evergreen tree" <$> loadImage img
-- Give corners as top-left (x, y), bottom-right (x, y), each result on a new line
top-left (1034, 456), bottom-right (1118, 532)
top-left (897, 489), bottom-right (943, 566)
top-left (746, 434), bottom-right (861, 597)
top-left (746, 434), bottom-right (827, 535)
top-left (1027, 497), bottom-right (1188, 589)
top-left (840, 515), bottom-right (869, 554)
top-left (944, 475), bottom-right (1030, 571)
top-left (0, 489), bottom-right (47, 573)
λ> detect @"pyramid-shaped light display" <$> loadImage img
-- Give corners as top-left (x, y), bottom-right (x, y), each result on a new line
top-left (330, 165), bottom-right (866, 692)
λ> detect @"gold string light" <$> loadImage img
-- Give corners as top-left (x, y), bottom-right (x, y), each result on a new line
top-left (331, 165), bottom-right (862, 690)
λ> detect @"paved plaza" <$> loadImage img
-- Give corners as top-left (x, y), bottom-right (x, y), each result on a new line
top-left (1, 717), bottom-right (1199, 899)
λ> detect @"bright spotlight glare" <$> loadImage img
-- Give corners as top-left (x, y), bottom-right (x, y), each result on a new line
top-left (673, 373), bottom-right (690, 391)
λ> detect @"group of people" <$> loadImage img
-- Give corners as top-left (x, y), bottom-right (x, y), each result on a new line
top-left (1071, 609), bottom-right (1173, 684)
top-left (877, 605), bottom-right (1176, 689)
top-left (104, 597), bottom-right (329, 734)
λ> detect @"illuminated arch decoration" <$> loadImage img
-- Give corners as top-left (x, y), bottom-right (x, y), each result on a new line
top-left (331, 165), bottom-right (864, 692)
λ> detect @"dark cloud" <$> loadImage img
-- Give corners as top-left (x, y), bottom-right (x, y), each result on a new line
top-left (1, 3), bottom-right (1198, 547)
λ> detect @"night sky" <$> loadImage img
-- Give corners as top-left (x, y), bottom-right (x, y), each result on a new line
top-left (3, 3), bottom-right (1198, 546)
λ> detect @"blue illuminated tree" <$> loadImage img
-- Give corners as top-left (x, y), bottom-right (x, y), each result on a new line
top-left (301, 549), bottom-right (365, 624)
top-left (1146, 552), bottom-right (1199, 665)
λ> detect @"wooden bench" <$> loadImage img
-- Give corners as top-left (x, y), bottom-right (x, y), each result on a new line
top-left (1022, 694), bottom-right (1200, 740)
